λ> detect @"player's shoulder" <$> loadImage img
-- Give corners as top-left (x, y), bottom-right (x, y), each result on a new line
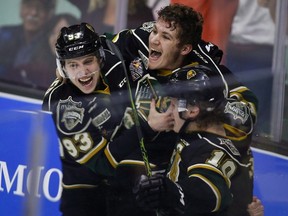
top-left (134, 21), bottom-right (155, 34)
top-left (131, 21), bottom-right (154, 43)
top-left (42, 79), bottom-right (66, 110)
top-left (113, 21), bottom-right (154, 44)
top-left (185, 132), bottom-right (241, 158)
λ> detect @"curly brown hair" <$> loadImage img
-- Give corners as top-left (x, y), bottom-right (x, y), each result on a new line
top-left (157, 4), bottom-right (203, 48)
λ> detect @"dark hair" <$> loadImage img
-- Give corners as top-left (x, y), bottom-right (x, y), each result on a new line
top-left (195, 103), bottom-right (225, 130)
top-left (157, 4), bottom-right (203, 47)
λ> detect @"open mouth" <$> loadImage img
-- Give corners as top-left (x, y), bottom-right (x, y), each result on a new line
top-left (76, 71), bottom-right (96, 86)
top-left (79, 76), bottom-right (93, 86)
top-left (149, 48), bottom-right (162, 60)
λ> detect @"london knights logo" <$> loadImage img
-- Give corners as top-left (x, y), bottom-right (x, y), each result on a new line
top-left (57, 96), bottom-right (84, 131)
top-left (224, 101), bottom-right (249, 124)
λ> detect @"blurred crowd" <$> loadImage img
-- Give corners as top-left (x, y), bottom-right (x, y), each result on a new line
top-left (0, 0), bottom-right (158, 90)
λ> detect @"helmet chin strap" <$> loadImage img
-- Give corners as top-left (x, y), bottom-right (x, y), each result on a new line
top-left (178, 111), bottom-right (196, 134)
top-left (178, 118), bottom-right (191, 134)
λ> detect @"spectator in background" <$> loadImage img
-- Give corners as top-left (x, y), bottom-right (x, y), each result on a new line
top-left (67, 0), bottom-right (154, 33)
top-left (45, 13), bottom-right (79, 76)
top-left (170, 0), bottom-right (238, 62)
top-left (48, 14), bottom-right (79, 55)
top-left (0, 0), bottom-right (56, 90)
top-left (226, 0), bottom-right (275, 135)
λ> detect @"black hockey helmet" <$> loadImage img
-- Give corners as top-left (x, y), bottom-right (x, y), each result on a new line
top-left (167, 64), bottom-right (225, 112)
top-left (56, 22), bottom-right (104, 60)
top-left (55, 23), bottom-right (105, 77)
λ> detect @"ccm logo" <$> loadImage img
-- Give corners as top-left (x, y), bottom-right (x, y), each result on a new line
top-left (69, 45), bottom-right (84, 51)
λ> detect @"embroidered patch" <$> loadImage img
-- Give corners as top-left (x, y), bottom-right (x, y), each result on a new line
top-left (218, 138), bottom-right (240, 156)
top-left (224, 101), bottom-right (249, 124)
top-left (57, 96), bottom-right (84, 131)
top-left (129, 57), bottom-right (144, 81)
top-left (91, 108), bottom-right (111, 128)
top-left (140, 21), bottom-right (154, 33)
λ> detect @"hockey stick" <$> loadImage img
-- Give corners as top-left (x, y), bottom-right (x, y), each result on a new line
top-left (106, 39), bottom-right (152, 177)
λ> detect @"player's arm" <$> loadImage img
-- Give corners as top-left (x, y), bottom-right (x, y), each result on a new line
top-left (134, 146), bottom-right (234, 214)
top-left (133, 164), bottom-right (232, 214)
top-left (219, 65), bottom-right (258, 140)
top-left (109, 21), bottom-right (152, 63)
top-left (176, 146), bottom-right (234, 214)
top-left (42, 78), bottom-right (64, 111)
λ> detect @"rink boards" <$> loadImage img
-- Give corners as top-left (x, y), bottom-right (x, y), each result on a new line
top-left (0, 93), bottom-right (287, 216)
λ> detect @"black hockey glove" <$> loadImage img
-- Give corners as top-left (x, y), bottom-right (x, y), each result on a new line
top-left (133, 174), bottom-right (185, 214)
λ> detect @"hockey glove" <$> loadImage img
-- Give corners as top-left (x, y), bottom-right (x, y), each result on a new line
top-left (133, 174), bottom-right (185, 214)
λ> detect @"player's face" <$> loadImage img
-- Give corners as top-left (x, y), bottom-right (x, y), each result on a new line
top-left (64, 54), bottom-right (101, 94)
top-left (148, 19), bottom-right (187, 70)
top-left (21, 1), bottom-right (52, 33)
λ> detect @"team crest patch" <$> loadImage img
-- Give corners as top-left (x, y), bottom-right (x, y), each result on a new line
top-left (224, 101), bottom-right (249, 124)
top-left (130, 58), bottom-right (144, 81)
top-left (140, 21), bottom-right (154, 33)
top-left (218, 138), bottom-right (240, 156)
top-left (57, 96), bottom-right (84, 131)
top-left (92, 108), bottom-right (111, 128)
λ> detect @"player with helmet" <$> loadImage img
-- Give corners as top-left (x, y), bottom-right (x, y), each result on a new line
top-left (105, 3), bottom-right (260, 216)
top-left (42, 22), bottom-right (130, 216)
top-left (133, 65), bottom-right (253, 215)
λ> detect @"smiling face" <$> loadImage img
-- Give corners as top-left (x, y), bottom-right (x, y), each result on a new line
top-left (21, 0), bottom-right (53, 33)
top-left (148, 18), bottom-right (192, 71)
top-left (64, 54), bottom-right (101, 94)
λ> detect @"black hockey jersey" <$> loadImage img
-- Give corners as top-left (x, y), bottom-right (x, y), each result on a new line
top-left (105, 22), bottom-right (257, 216)
top-left (166, 132), bottom-right (253, 216)
top-left (108, 21), bottom-right (257, 171)
top-left (42, 40), bottom-right (129, 186)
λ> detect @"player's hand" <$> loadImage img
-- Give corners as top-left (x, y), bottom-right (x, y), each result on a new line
top-left (133, 174), bottom-right (165, 210)
top-left (147, 99), bottom-right (174, 132)
top-left (247, 196), bottom-right (264, 216)
top-left (133, 174), bottom-right (185, 213)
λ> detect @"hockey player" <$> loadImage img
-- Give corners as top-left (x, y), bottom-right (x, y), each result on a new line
top-left (105, 3), bottom-right (259, 216)
top-left (42, 23), bottom-right (130, 216)
top-left (133, 65), bottom-right (253, 215)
